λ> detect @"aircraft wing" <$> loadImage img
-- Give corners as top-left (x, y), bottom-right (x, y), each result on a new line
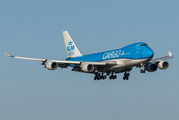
top-left (5, 52), bottom-right (115, 66)
top-left (149, 51), bottom-right (174, 63)
top-left (5, 51), bottom-right (46, 61)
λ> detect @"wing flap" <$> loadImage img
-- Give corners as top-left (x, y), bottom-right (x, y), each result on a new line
top-left (52, 60), bottom-right (81, 64)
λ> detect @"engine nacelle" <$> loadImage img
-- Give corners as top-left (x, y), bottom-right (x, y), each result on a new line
top-left (45, 61), bottom-right (58, 70)
top-left (158, 61), bottom-right (169, 69)
top-left (146, 63), bottom-right (158, 72)
top-left (81, 63), bottom-right (94, 72)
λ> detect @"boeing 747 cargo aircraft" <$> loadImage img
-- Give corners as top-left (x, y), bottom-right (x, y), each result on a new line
top-left (5, 31), bottom-right (174, 80)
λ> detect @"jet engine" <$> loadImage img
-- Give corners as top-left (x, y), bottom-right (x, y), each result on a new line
top-left (158, 61), bottom-right (169, 69)
top-left (81, 63), bottom-right (94, 72)
top-left (146, 63), bottom-right (158, 72)
top-left (45, 61), bottom-right (58, 70)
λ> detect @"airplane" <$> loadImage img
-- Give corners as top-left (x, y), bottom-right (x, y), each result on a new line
top-left (5, 31), bottom-right (174, 80)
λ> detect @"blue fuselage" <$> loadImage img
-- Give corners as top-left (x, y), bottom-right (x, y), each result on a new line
top-left (67, 42), bottom-right (154, 62)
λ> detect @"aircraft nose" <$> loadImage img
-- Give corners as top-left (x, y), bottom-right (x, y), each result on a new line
top-left (148, 49), bottom-right (154, 58)
top-left (141, 48), bottom-right (154, 58)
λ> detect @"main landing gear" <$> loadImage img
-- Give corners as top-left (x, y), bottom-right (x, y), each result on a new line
top-left (94, 72), bottom-right (107, 80)
top-left (123, 72), bottom-right (130, 80)
top-left (94, 71), bottom-right (117, 80)
top-left (94, 71), bottom-right (131, 80)
top-left (109, 71), bottom-right (117, 80)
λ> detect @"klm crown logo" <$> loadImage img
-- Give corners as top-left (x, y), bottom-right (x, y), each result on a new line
top-left (68, 40), bottom-right (73, 45)
top-left (67, 40), bottom-right (75, 55)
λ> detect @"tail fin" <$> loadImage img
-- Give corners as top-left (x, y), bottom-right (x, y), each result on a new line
top-left (63, 31), bottom-right (82, 58)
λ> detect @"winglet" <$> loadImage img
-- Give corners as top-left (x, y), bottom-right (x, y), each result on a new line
top-left (5, 51), bottom-right (14, 57)
top-left (168, 51), bottom-right (173, 57)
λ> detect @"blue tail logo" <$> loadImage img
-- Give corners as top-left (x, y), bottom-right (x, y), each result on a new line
top-left (67, 40), bottom-right (75, 56)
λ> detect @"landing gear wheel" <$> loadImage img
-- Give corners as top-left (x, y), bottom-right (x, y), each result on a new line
top-left (123, 72), bottom-right (130, 80)
top-left (94, 72), bottom-right (117, 80)
top-left (109, 75), bottom-right (117, 80)
top-left (103, 75), bottom-right (107, 80)
top-left (140, 69), bottom-right (145, 73)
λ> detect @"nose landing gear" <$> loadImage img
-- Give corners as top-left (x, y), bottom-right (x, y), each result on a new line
top-left (140, 69), bottom-right (145, 73)
top-left (140, 64), bottom-right (146, 73)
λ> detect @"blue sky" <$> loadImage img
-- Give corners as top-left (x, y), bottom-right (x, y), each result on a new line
top-left (1, 0), bottom-right (178, 120)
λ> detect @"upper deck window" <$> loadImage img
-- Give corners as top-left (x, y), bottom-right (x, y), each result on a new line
top-left (140, 44), bottom-right (148, 46)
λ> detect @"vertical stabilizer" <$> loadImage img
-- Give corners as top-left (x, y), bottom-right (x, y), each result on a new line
top-left (63, 31), bottom-right (82, 58)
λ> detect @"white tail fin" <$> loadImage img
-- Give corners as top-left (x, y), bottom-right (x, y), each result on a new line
top-left (63, 31), bottom-right (82, 58)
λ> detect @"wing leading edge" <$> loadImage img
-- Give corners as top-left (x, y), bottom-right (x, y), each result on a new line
top-left (5, 52), bottom-right (116, 66)
top-left (150, 51), bottom-right (174, 63)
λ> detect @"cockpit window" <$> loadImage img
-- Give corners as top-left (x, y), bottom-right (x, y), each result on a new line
top-left (140, 44), bottom-right (148, 46)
